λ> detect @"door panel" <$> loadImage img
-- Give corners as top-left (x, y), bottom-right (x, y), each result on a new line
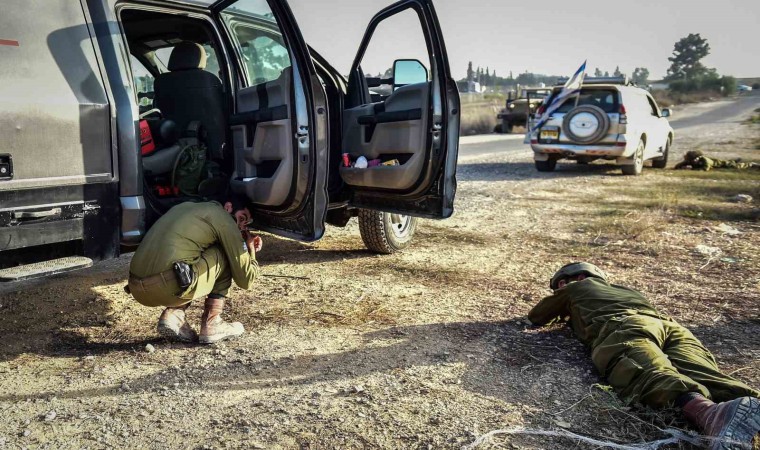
top-left (342, 0), bottom-right (459, 219)
top-left (341, 82), bottom-right (429, 189)
top-left (215, 0), bottom-right (327, 241)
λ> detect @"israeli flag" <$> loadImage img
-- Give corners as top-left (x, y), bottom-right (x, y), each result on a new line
top-left (532, 60), bottom-right (587, 131)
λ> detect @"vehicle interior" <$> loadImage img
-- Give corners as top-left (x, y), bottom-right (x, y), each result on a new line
top-left (120, 8), bottom-right (298, 215)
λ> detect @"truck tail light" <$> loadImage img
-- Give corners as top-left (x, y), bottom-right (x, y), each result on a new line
top-left (619, 104), bottom-right (627, 125)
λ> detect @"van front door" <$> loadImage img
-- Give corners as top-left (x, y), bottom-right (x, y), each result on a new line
top-left (341, 0), bottom-right (460, 219)
top-left (212, 0), bottom-right (328, 241)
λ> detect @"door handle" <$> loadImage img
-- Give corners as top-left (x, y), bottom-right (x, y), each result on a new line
top-left (13, 208), bottom-right (62, 220)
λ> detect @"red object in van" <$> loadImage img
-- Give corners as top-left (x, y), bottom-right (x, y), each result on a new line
top-left (139, 119), bottom-right (156, 155)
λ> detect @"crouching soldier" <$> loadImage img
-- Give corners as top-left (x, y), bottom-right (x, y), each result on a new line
top-left (127, 198), bottom-right (262, 344)
top-left (674, 150), bottom-right (758, 171)
top-left (529, 262), bottom-right (760, 450)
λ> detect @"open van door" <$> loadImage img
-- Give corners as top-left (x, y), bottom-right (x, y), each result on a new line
top-left (211, 0), bottom-right (328, 241)
top-left (341, 0), bottom-right (460, 219)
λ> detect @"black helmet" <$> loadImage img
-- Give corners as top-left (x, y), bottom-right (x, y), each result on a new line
top-left (550, 262), bottom-right (608, 290)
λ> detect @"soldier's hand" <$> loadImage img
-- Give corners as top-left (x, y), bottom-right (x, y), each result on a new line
top-left (252, 235), bottom-right (263, 253)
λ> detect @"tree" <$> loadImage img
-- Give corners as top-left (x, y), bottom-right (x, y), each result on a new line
top-left (631, 67), bottom-right (650, 85)
top-left (613, 66), bottom-right (622, 77)
top-left (604, 71), bottom-right (610, 77)
top-left (666, 33), bottom-right (712, 80)
top-left (467, 61), bottom-right (474, 82)
top-left (594, 68), bottom-right (603, 77)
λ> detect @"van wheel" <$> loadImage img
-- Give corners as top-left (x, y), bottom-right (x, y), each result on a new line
top-left (622, 139), bottom-right (645, 176)
top-left (359, 210), bottom-right (418, 254)
top-left (651, 137), bottom-right (671, 169)
top-left (535, 159), bottom-right (557, 172)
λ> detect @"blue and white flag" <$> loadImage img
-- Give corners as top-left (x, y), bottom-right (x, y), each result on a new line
top-left (532, 60), bottom-right (587, 131)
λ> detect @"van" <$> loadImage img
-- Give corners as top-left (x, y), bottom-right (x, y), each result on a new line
top-left (0, 0), bottom-right (460, 281)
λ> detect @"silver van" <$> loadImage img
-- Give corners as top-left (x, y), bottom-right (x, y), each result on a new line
top-left (0, 0), bottom-right (460, 281)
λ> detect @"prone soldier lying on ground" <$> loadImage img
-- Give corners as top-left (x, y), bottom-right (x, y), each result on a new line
top-left (674, 150), bottom-right (759, 171)
top-left (127, 196), bottom-right (261, 344)
top-left (529, 262), bottom-right (760, 450)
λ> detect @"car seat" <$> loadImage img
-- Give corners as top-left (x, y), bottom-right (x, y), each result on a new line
top-left (153, 42), bottom-right (226, 160)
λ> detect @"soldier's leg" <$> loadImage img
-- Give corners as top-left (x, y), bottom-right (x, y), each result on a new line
top-left (662, 321), bottom-right (759, 402)
top-left (187, 245), bottom-right (232, 299)
top-left (189, 245), bottom-right (243, 345)
top-left (591, 315), bottom-right (710, 408)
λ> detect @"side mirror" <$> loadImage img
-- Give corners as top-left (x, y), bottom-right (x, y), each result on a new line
top-left (661, 108), bottom-right (671, 118)
top-left (392, 59), bottom-right (428, 90)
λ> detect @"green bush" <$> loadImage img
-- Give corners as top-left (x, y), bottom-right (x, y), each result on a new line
top-left (669, 75), bottom-right (736, 95)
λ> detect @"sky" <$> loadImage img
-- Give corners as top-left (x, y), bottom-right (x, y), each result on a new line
top-left (287, 0), bottom-right (760, 81)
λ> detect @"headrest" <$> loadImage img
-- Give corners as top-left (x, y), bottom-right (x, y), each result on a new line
top-left (168, 42), bottom-right (207, 72)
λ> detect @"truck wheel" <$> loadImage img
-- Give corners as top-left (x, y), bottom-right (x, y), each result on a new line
top-left (359, 210), bottom-right (418, 254)
top-left (622, 139), bottom-right (645, 176)
top-left (651, 136), bottom-right (671, 169)
top-left (535, 159), bottom-right (557, 172)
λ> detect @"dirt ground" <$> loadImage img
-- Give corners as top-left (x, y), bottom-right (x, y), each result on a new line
top-left (1, 101), bottom-right (759, 450)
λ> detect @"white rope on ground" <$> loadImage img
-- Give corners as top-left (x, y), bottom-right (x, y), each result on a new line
top-left (461, 426), bottom-right (704, 450)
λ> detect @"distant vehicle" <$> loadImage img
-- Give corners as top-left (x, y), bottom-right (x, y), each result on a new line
top-left (496, 87), bottom-right (551, 133)
top-left (528, 76), bottom-right (674, 176)
top-left (737, 85), bottom-right (753, 92)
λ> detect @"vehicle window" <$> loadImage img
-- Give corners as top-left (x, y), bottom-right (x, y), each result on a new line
top-left (358, 7), bottom-right (432, 96)
top-left (220, 0), bottom-right (292, 87)
top-left (556, 89), bottom-right (619, 113)
top-left (129, 56), bottom-right (155, 107)
top-left (646, 95), bottom-right (660, 117)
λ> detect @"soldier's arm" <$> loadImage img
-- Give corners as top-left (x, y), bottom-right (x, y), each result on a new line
top-left (673, 160), bottom-right (688, 170)
top-left (528, 292), bottom-right (570, 326)
top-left (212, 209), bottom-right (260, 290)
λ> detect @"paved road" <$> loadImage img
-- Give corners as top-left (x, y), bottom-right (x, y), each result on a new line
top-left (458, 92), bottom-right (760, 159)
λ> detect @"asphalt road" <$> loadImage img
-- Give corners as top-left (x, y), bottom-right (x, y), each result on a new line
top-left (458, 92), bottom-right (760, 159)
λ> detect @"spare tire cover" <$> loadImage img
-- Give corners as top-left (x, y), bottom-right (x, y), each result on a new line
top-left (562, 105), bottom-right (610, 144)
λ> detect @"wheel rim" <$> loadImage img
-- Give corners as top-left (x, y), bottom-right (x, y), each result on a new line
top-left (568, 112), bottom-right (600, 139)
top-left (389, 214), bottom-right (412, 238)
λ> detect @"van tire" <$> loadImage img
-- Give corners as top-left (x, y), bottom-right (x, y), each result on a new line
top-left (359, 210), bottom-right (417, 254)
top-left (535, 159), bottom-right (557, 172)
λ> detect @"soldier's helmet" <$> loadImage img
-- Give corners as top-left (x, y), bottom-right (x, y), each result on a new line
top-left (550, 262), bottom-right (608, 290)
top-left (684, 150), bottom-right (704, 161)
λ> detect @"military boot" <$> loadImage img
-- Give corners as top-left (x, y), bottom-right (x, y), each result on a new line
top-left (157, 305), bottom-right (197, 342)
top-left (682, 394), bottom-right (760, 450)
top-left (199, 297), bottom-right (244, 345)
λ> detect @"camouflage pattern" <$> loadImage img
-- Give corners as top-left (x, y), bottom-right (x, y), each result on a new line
top-left (529, 277), bottom-right (759, 408)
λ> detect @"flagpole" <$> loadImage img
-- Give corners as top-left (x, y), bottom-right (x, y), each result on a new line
top-left (573, 60), bottom-right (587, 108)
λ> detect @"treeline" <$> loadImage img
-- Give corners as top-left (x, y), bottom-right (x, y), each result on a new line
top-left (460, 61), bottom-right (652, 91)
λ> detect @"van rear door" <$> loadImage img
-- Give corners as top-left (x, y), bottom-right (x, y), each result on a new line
top-left (0, 1), bottom-right (119, 275)
top-left (211, 0), bottom-right (329, 241)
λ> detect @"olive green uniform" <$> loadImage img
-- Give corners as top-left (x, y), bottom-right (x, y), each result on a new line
top-left (529, 278), bottom-right (758, 408)
top-left (674, 155), bottom-right (756, 171)
top-left (129, 202), bottom-right (259, 308)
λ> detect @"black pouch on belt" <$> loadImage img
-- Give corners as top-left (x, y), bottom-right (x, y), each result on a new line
top-left (173, 261), bottom-right (194, 290)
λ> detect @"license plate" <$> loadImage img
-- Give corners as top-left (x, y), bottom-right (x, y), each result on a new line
top-left (540, 129), bottom-right (559, 140)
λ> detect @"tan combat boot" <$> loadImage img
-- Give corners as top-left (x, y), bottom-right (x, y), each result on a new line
top-left (682, 394), bottom-right (760, 450)
top-left (157, 305), bottom-right (197, 342)
top-left (199, 297), bottom-right (244, 345)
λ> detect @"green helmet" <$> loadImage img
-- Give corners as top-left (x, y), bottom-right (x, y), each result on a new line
top-left (550, 262), bottom-right (608, 290)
